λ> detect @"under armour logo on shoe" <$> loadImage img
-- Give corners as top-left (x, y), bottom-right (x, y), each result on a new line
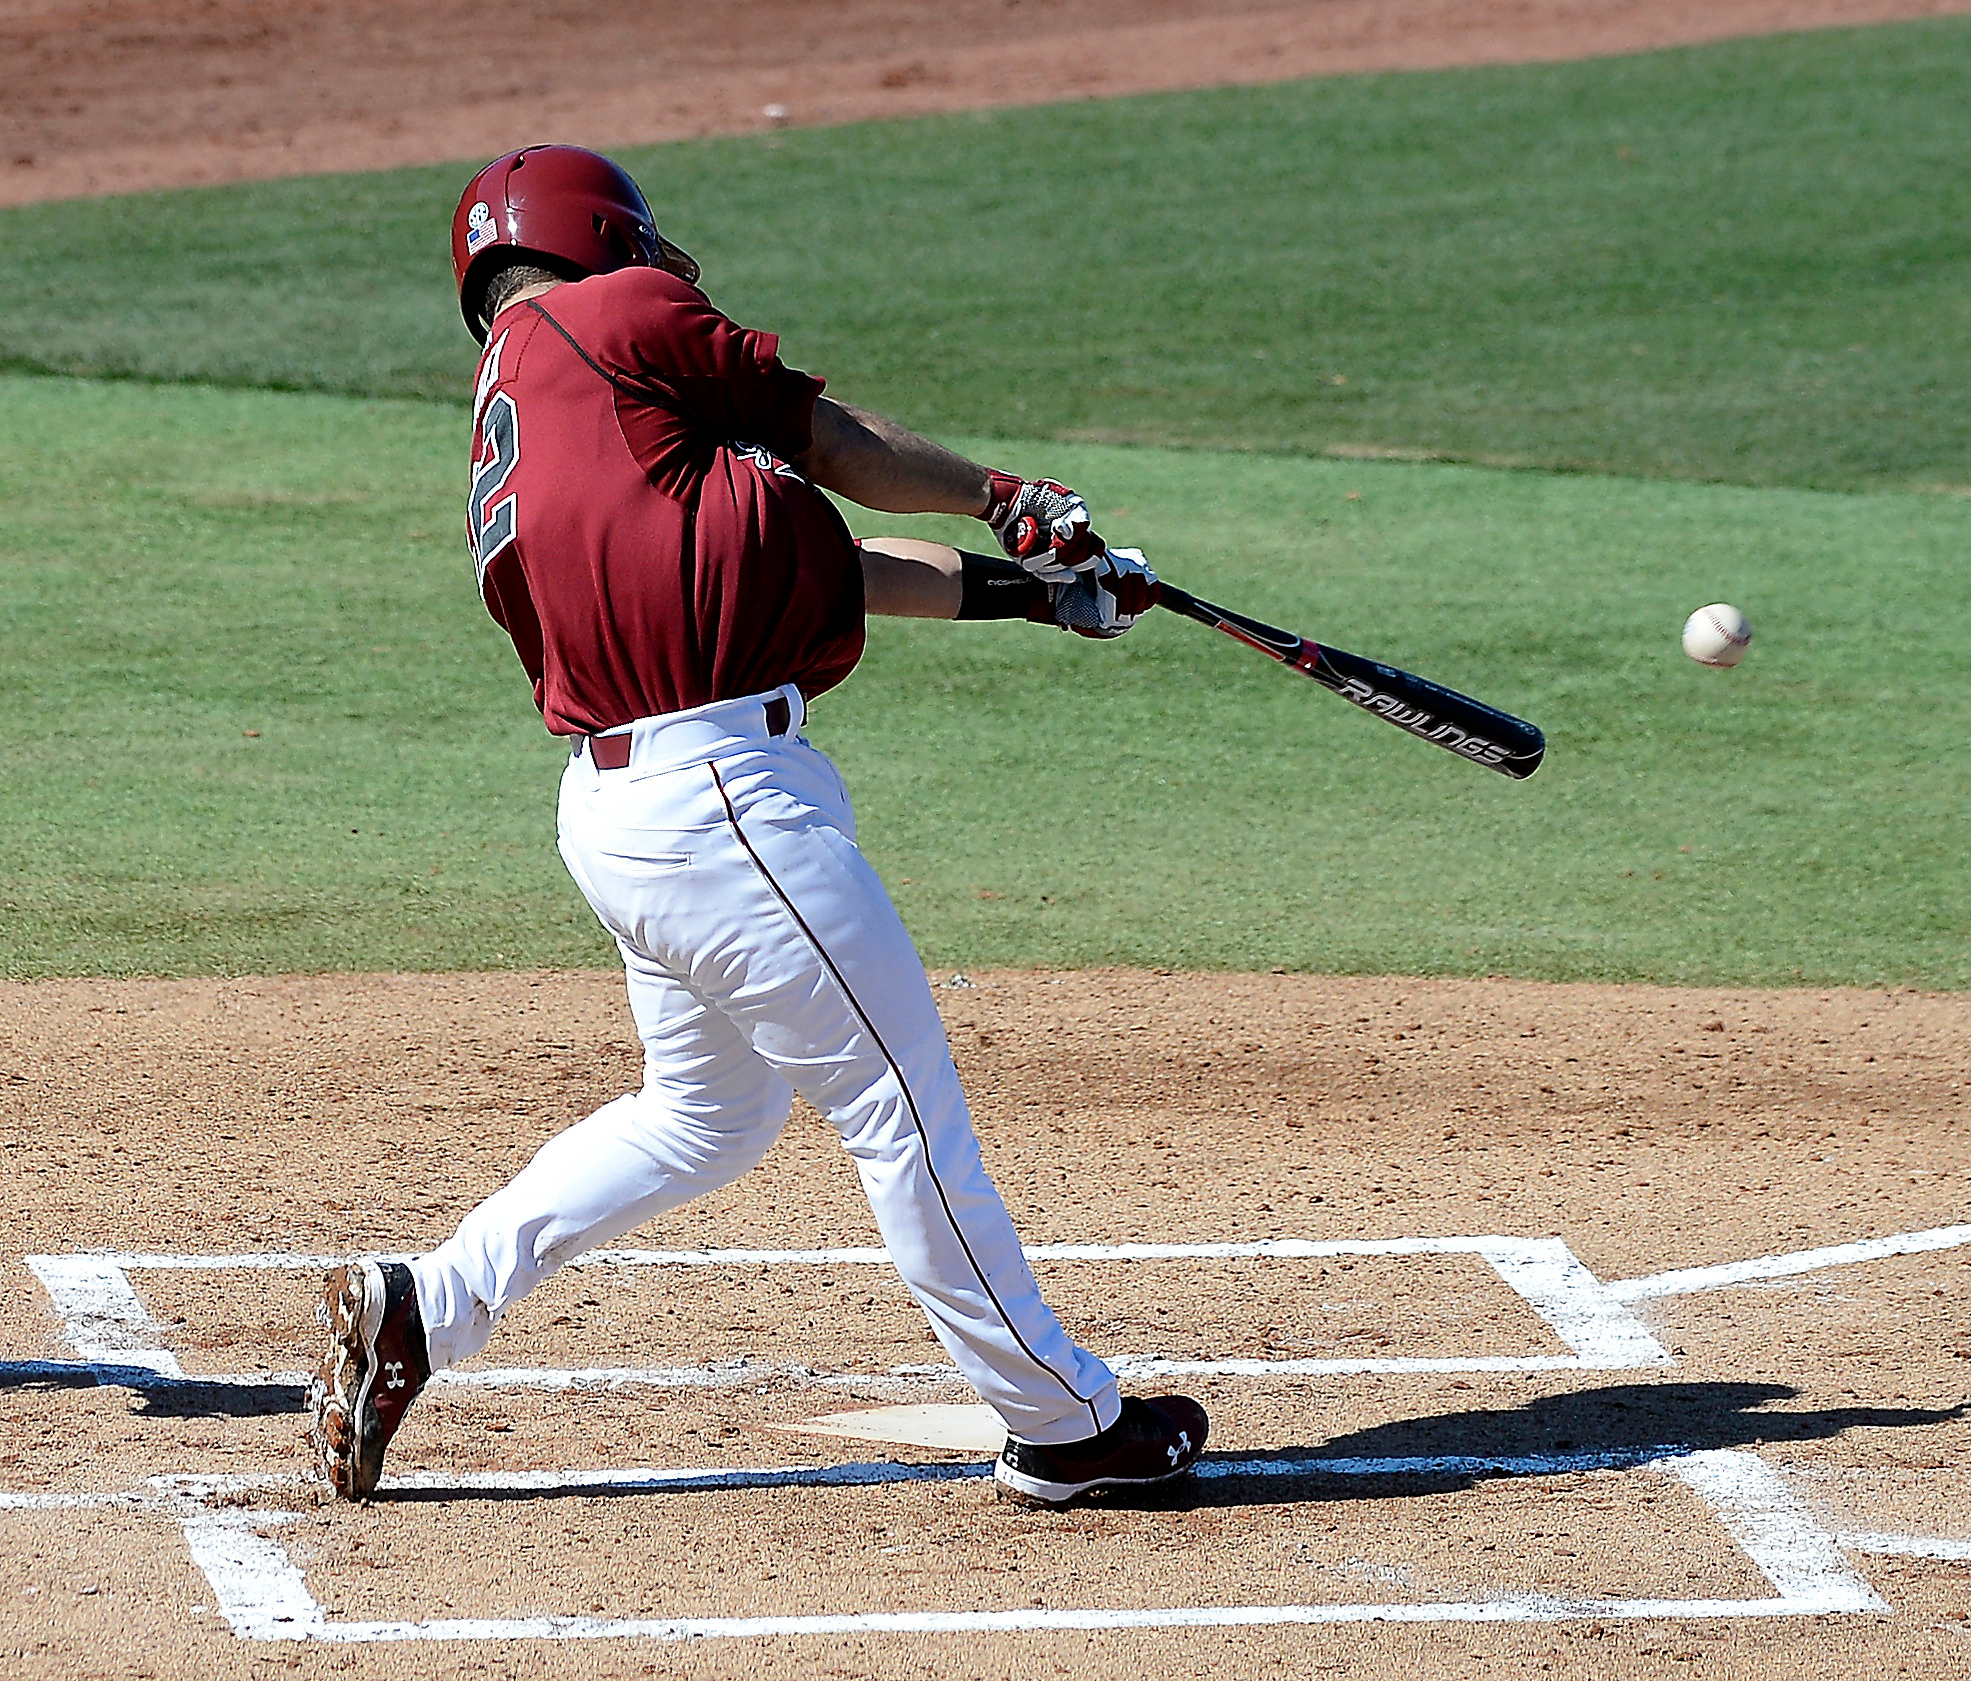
top-left (384, 1360), bottom-right (407, 1390)
top-left (1168, 1430), bottom-right (1191, 1466)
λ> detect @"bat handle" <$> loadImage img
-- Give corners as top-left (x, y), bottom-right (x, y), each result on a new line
top-left (1155, 581), bottom-right (1309, 660)
top-left (1157, 582), bottom-right (1213, 622)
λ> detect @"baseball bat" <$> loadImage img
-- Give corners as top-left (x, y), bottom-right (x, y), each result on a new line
top-left (1155, 583), bottom-right (1546, 780)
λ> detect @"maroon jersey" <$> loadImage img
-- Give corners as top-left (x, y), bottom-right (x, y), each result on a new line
top-left (465, 267), bottom-right (865, 735)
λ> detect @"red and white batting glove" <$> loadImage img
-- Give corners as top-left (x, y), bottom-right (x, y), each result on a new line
top-left (982, 470), bottom-right (1104, 582)
top-left (1049, 546), bottom-right (1161, 639)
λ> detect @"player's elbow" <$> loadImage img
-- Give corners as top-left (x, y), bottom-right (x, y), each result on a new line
top-left (794, 398), bottom-right (864, 491)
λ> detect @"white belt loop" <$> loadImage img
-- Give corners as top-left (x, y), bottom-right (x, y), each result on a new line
top-left (564, 729), bottom-right (605, 788)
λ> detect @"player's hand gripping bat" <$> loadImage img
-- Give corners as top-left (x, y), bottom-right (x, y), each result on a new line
top-left (1156, 583), bottom-right (1546, 780)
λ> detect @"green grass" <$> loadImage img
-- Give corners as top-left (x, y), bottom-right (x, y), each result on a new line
top-left (1, 19), bottom-right (1970, 489)
top-left (4, 374), bottom-right (1965, 985)
top-left (4, 21), bottom-right (1966, 982)
top-left (0, 378), bottom-right (593, 974)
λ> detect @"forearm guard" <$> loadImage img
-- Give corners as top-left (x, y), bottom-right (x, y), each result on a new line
top-left (956, 550), bottom-right (1053, 623)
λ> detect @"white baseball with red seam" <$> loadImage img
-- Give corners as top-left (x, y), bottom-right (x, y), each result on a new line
top-left (1682, 603), bottom-right (1752, 667)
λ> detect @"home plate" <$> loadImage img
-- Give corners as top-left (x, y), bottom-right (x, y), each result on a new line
top-left (773, 1403), bottom-right (1005, 1452)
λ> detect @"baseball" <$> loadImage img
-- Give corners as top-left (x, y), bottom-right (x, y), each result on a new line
top-left (1682, 602), bottom-right (1752, 667)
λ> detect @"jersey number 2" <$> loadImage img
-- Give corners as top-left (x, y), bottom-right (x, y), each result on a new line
top-left (468, 391), bottom-right (520, 584)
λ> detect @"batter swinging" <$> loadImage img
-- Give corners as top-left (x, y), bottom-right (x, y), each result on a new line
top-left (307, 145), bottom-right (1206, 1507)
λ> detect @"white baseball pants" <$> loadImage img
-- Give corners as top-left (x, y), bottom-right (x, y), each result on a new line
top-left (409, 685), bottom-right (1120, 1444)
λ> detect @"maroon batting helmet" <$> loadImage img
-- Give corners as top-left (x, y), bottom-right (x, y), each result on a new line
top-left (451, 146), bottom-right (699, 342)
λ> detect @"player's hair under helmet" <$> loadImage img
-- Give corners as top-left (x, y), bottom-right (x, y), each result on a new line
top-left (451, 145), bottom-right (700, 343)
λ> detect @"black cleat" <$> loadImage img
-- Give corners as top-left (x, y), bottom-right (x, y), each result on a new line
top-left (307, 1260), bottom-right (430, 1500)
top-left (994, 1394), bottom-right (1209, 1504)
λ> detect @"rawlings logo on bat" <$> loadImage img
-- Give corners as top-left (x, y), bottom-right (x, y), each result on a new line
top-left (1157, 581), bottom-right (1545, 779)
top-left (1336, 677), bottom-right (1511, 764)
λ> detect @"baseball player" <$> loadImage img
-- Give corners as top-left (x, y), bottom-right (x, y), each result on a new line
top-left (308, 145), bottom-right (1206, 1507)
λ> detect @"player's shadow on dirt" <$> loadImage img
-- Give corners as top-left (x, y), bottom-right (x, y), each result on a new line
top-left (1152, 1380), bottom-right (1967, 1511)
top-left (127, 1378), bottom-right (309, 1418)
top-left (0, 1362), bottom-right (307, 1418)
top-left (349, 1381), bottom-right (1963, 1513)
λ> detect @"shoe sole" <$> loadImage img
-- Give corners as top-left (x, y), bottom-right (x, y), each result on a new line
top-left (992, 1459), bottom-right (1199, 1506)
top-left (307, 1261), bottom-right (385, 1500)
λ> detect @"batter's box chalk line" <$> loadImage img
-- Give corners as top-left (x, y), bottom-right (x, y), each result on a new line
top-left (11, 1220), bottom-right (1971, 1645)
top-left (9, 1449), bottom-right (1889, 1643)
top-left (21, 1235), bottom-right (1674, 1394)
top-left (17, 1221), bottom-right (1971, 1398)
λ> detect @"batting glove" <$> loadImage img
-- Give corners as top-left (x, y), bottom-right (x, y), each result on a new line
top-left (983, 470), bottom-right (1104, 581)
top-left (1049, 546), bottom-right (1160, 639)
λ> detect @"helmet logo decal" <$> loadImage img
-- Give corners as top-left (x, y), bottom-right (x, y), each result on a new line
top-left (465, 200), bottom-right (498, 254)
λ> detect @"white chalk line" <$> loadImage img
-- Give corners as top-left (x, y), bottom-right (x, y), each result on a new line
top-left (23, 1256), bottom-right (186, 1378)
top-left (52, 1219), bottom-right (1971, 1299)
top-left (0, 1353), bottom-right (939, 1396)
top-left (42, 1215), bottom-right (1971, 1393)
top-left (14, 1220), bottom-right (1964, 1641)
top-left (22, 1236), bottom-right (1670, 1391)
top-left (1608, 1223), bottom-right (1971, 1302)
top-left (0, 1349), bottom-right (1665, 1397)
top-left (1672, 1452), bottom-right (1885, 1611)
top-left (55, 1237), bottom-right (1615, 1269)
top-left (38, 1213), bottom-right (1971, 1395)
top-left (0, 1489), bottom-right (159, 1512)
top-left (161, 1449), bottom-right (1886, 1643)
top-left (193, 1594), bottom-right (1878, 1644)
top-left (12, 1453), bottom-right (1959, 1643)
top-left (39, 1217), bottom-right (1969, 1317)
top-left (7, 1466), bottom-right (1966, 1567)
top-left (1835, 1532), bottom-right (1971, 1562)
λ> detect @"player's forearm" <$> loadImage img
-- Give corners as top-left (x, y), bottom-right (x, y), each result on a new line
top-left (859, 539), bottom-right (964, 619)
top-left (860, 539), bottom-right (1085, 628)
top-left (799, 399), bottom-right (990, 516)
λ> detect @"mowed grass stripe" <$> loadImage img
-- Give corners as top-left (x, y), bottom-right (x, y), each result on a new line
top-left (0, 19), bottom-right (1969, 490)
top-left (2, 375), bottom-right (1964, 985)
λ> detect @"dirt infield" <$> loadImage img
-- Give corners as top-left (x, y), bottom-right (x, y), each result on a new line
top-left (5, 0), bottom-right (1971, 206)
top-left (3, 969), bottom-right (1969, 1676)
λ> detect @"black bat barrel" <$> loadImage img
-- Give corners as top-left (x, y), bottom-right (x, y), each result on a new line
top-left (1310, 644), bottom-right (1545, 779)
top-left (1156, 584), bottom-right (1546, 780)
